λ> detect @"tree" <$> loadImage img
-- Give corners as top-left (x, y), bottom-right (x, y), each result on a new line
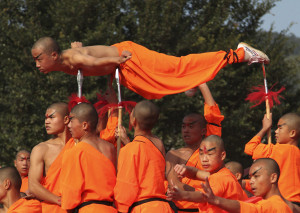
top-left (1, 0), bottom-right (298, 168)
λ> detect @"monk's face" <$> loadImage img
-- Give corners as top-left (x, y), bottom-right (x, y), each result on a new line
top-left (45, 108), bottom-right (66, 135)
top-left (275, 118), bottom-right (291, 144)
top-left (249, 162), bottom-right (272, 198)
top-left (31, 47), bottom-right (56, 74)
top-left (14, 152), bottom-right (30, 177)
top-left (68, 113), bottom-right (84, 139)
top-left (181, 115), bottom-right (205, 145)
top-left (199, 140), bottom-right (225, 173)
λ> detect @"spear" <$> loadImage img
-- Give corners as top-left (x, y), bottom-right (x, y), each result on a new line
top-left (77, 70), bottom-right (84, 100)
top-left (262, 64), bottom-right (272, 144)
top-left (115, 68), bottom-right (123, 156)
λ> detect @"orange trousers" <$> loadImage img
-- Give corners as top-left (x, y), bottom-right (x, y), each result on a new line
top-left (113, 41), bottom-right (244, 99)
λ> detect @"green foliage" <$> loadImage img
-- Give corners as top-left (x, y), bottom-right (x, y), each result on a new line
top-left (1, 0), bottom-right (299, 169)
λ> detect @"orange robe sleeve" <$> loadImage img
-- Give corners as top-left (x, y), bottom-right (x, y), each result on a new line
top-left (20, 176), bottom-right (28, 193)
top-left (61, 142), bottom-right (117, 213)
top-left (114, 136), bottom-right (172, 213)
top-left (204, 103), bottom-right (224, 137)
top-left (7, 198), bottom-right (41, 213)
top-left (239, 195), bottom-right (292, 213)
top-left (100, 114), bottom-right (118, 146)
top-left (112, 41), bottom-right (245, 99)
top-left (198, 168), bottom-right (248, 213)
top-left (41, 138), bottom-right (75, 213)
top-left (244, 136), bottom-right (300, 202)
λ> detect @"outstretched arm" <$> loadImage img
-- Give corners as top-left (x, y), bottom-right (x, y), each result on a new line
top-left (202, 178), bottom-right (240, 213)
top-left (174, 164), bottom-right (210, 181)
top-left (198, 83), bottom-right (215, 106)
top-left (28, 144), bottom-right (61, 205)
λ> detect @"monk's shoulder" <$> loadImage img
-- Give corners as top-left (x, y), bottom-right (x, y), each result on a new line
top-left (166, 147), bottom-right (191, 163)
top-left (31, 140), bottom-right (51, 156)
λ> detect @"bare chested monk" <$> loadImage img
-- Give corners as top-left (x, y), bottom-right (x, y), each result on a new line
top-left (31, 37), bottom-right (269, 99)
top-left (28, 102), bottom-right (74, 213)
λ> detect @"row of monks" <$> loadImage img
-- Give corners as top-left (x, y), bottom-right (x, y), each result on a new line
top-left (2, 83), bottom-right (299, 213)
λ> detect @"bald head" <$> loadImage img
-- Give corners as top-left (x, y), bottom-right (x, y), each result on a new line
top-left (15, 150), bottom-right (30, 160)
top-left (202, 135), bottom-right (225, 151)
top-left (184, 113), bottom-right (206, 129)
top-left (133, 100), bottom-right (159, 131)
top-left (71, 103), bottom-right (98, 131)
top-left (252, 158), bottom-right (280, 182)
top-left (0, 167), bottom-right (22, 191)
top-left (225, 161), bottom-right (244, 178)
top-left (280, 113), bottom-right (300, 140)
top-left (32, 37), bottom-right (61, 55)
top-left (48, 102), bottom-right (69, 117)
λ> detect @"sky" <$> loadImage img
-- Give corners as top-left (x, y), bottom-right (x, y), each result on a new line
top-left (260, 0), bottom-right (300, 37)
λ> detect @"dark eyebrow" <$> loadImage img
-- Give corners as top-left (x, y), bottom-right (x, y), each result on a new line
top-left (46, 111), bottom-right (56, 118)
top-left (33, 52), bottom-right (43, 60)
top-left (199, 147), bottom-right (216, 152)
top-left (250, 167), bottom-right (262, 176)
top-left (69, 116), bottom-right (74, 120)
top-left (277, 123), bottom-right (287, 128)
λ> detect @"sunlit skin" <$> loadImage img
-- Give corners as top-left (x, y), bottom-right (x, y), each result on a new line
top-left (275, 118), bottom-right (291, 144)
top-left (249, 163), bottom-right (274, 199)
top-left (181, 116), bottom-right (206, 147)
top-left (199, 141), bottom-right (225, 173)
top-left (68, 113), bottom-right (85, 140)
top-left (44, 109), bottom-right (66, 135)
top-left (31, 47), bottom-right (59, 74)
top-left (14, 152), bottom-right (30, 178)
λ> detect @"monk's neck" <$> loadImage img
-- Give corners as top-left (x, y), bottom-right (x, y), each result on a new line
top-left (263, 185), bottom-right (281, 200)
top-left (185, 140), bottom-right (202, 151)
top-left (5, 191), bottom-right (21, 209)
top-left (210, 164), bottom-right (225, 175)
top-left (79, 131), bottom-right (98, 143)
top-left (134, 129), bottom-right (152, 137)
top-left (55, 127), bottom-right (72, 145)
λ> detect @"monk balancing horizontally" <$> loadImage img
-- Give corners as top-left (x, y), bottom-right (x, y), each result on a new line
top-left (31, 37), bottom-right (269, 99)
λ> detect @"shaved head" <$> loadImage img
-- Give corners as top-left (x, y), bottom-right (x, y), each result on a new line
top-left (202, 135), bottom-right (225, 151)
top-left (48, 102), bottom-right (69, 117)
top-left (183, 113), bottom-right (206, 129)
top-left (0, 167), bottom-right (22, 191)
top-left (15, 150), bottom-right (30, 159)
top-left (133, 100), bottom-right (159, 131)
top-left (252, 158), bottom-right (280, 182)
top-left (71, 103), bottom-right (98, 130)
top-left (280, 113), bottom-right (300, 140)
top-left (225, 161), bottom-right (244, 176)
top-left (32, 37), bottom-right (61, 55)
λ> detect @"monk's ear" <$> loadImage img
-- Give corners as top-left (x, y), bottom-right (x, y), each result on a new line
top-left (64, 115), bottom-right (70, 125)
top-left (289, 129), bottom-right (296, 138)
top-left (270, 173), bottom-right (278, 184)
top-left (3, 179), bottom-right (11, 190)
top-left (221, 151), bottom-right (226, 161)
top-left (51, 51), bottom-right (58, 60)
top-left (235, 173), bottom-right (242, 181)
top-left (82, 121), bottom-right (89, 130)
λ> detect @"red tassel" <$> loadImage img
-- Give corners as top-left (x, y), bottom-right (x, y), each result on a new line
top-left (245, 84), bottom-right (285, 109)
top-left (68, 93), bottom-right (90, 111)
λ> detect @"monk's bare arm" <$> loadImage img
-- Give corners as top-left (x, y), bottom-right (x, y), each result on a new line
top-left (70, 50), bottom-right (131, 74)
top-left (28, 143), bottom-right (61, 205)
top-left (165, 150), bottom-right (195, 191)
top-left (198, 83), bottom-right (215, 106)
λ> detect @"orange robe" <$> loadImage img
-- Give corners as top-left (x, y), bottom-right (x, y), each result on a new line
top-left (244, 135), bottom-right (300, 202)
top-left (41, 138), bottom-right (75, 213)
top-left (173, 103), bottom-right (224, 212)
top-left (198, 167), bottom-right (248, 212)
top-left (112, 41), bottom-right (244, 99)
top-left (20, 176), bottom-right (28, 193)
top-left (114, 136), bottom-right (173, 213)
top-left (7, 198), bottom-right (41, 213)
top-left (239, 195), bottom-right (292, 212)
top-left (61, 142), bottom-right (117, 213)
top-left (100, 114), bottom-right (118, 147)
